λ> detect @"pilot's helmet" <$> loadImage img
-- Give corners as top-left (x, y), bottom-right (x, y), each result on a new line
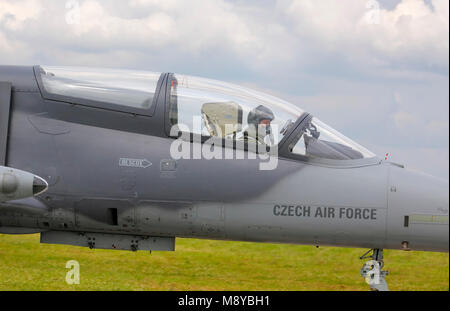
top-left (247, 105), bottom-right (274, 127)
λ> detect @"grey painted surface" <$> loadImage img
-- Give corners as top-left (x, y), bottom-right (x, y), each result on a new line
top-left (41, 231), bottom-right (175, 251)
top-left (0, 82), bottom-right (11, 166)
top-left (0, 65), bottom-right (448, 254)
top-left (386, 166), bottom-right (449, 252)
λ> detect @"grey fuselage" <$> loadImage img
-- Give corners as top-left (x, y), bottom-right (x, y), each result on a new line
top-left (0, 65), bottom-right (448, 252)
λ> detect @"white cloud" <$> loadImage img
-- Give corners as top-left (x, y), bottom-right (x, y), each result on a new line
top-left (0, 0), bottom-right (42, 27)
top-left (1, 0), bottom-right (447, 72)
top-left (392, 110), bottom-right (420, 129)
top-left (279, 0), bottom-right (449, 71)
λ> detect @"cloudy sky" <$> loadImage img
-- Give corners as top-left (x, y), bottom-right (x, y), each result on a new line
top-left (1, 0), bottom-right (448, 179)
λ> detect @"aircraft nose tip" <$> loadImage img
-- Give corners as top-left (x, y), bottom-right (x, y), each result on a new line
top-left (33, 176), bottom-right (48, 195)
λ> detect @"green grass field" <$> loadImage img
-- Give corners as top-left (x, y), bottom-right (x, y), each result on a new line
top-left (0, 234), bottom-right (448, 291)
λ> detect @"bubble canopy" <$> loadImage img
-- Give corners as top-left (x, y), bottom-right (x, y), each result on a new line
top-left (168, 74), bottom-right (375, 160)
top-left (37, 66), bottom-right (376, 161)
top-left (168, 74), bottom-right (304, 145)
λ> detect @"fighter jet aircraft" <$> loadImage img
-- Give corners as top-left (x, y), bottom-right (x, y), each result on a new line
top-left (0, 65), bottom-right (448, 291)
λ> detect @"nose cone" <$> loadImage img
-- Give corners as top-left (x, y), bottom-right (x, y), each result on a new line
top-left (33, 176), bottom-right (48, 196)
top-left (387, 166), bottom-right (449, 252)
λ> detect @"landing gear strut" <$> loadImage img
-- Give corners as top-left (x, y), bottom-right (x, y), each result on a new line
top-left (360, 249), bottom-right (389, 291)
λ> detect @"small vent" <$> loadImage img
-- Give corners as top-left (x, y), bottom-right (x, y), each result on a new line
top-left (108, 208), bottom-right (118, 226)
top-left (404, 216), bottom-right (409, 228)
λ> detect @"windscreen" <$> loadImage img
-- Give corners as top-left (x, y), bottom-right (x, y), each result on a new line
top-left (290, 117), bottom-right (376, 160)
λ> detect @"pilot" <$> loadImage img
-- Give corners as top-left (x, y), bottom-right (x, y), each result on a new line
top-left (244, 105), bottom-right (275, 145)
